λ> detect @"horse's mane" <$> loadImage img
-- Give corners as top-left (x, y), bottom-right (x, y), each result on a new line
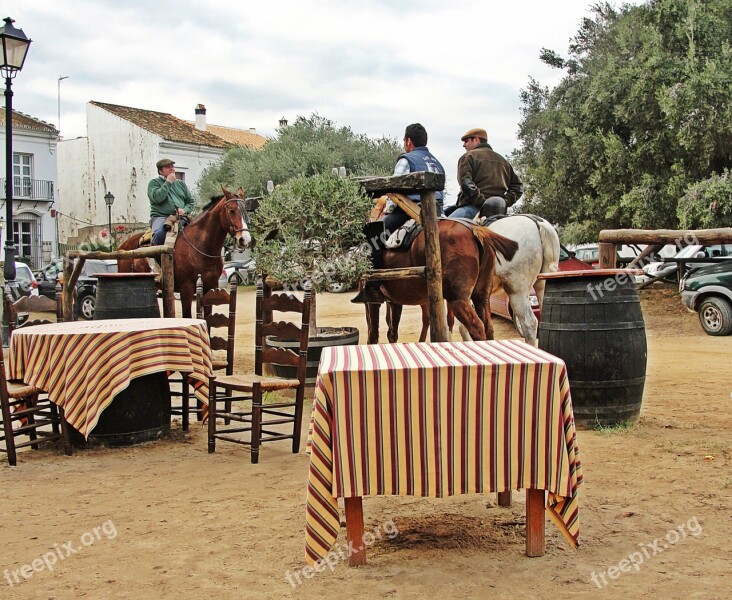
top-left (201, 194), bottom-right (224, 212)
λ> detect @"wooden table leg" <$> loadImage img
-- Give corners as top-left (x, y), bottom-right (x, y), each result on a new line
top-left (525, 488), bottom-right (546, 557)
top-left (497, 490), bottom-right (512, 507)
top-left (344, 497), bottom-right (366, 566)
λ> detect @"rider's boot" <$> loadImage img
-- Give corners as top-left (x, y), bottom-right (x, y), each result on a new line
top-left (351, 222), bottom-right (387, 304)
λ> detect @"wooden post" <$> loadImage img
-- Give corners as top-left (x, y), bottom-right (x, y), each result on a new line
top-left (420, 190), bottom-right (449, 342)
top-left (497, 490), bottom-right (512, 507)
top-left (344, 497), bottom-right (366, 566)
top-left (598, 242), bottom-right (617, 269)
top-left (161, 252), bottom-right (175, 317)
top-left (525, 488), bottom-right (546, 557)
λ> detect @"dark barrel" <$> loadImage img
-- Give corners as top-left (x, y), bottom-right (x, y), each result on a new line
top-left (75, 272), bottom-right (169, 446)
top-left (94, 273), bottom-right (160, 320)
top-left (538, 269), bottom-right (647, 428)
top-left (268, 326), bottom-right (360, 384)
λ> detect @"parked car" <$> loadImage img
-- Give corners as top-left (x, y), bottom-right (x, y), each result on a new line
top-left (639, 244), bottom-right (732, 284)
top-left (74, 259), bottom-right (118, 320)
top-left (217, 258), bottom-right (256, 288)
top-left (570, 243), bottom-right (676, 269)
top-left (489, 244), bottom-right (594, 325)
top-left (5, 262), bottom-right (40, 300)
top-left (680, 260), bottom-right (732, 336)
top-left (34, 258), bottom-right (65, 299)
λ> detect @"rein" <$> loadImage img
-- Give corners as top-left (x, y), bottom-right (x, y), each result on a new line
top-left (178, 198), bottom-right (249, 259)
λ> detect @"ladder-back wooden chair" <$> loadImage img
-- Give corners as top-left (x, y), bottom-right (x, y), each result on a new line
top-left (173, 276), bottom-right (237, 431)
top-left (207, 275), bottom-right (312, 463)
top-left (1, 284), bottom-right (71, 465)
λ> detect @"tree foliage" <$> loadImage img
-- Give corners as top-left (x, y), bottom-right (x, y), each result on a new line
top-left (514, 0), bottom-right (732, 242)
top-left (197, 113), bottom-right (401, 200)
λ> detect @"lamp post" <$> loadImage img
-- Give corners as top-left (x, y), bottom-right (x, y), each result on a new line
top-left (57, 75), bottom-right (68, 133)
top-left (1, 17), bottom-right (32, 283)
top-left (104, 191), bottom-right (114, 251)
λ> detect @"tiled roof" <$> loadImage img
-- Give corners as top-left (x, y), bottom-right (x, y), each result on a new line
top-left (0, 110), bottom-right (57, 133)
top-left (203, 123), bottom-right (267, 149)
top-left (90, 101), bottom-right (229, 149)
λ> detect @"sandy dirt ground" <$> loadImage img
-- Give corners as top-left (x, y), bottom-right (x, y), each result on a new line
top-left (1, 285), bottom-right (730, 599)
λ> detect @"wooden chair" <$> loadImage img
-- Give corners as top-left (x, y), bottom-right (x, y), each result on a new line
top-left (172, 276), bottom-right (237, 431)
top-left (1, 284), bottom-right (71, 466)
top-left (207, 275), bottom-right (312, 463)
top-left (5, 284), bottom-right (64, 334)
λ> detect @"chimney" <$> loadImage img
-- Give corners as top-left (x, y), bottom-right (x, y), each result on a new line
top-left (195, 104), bottom-right (206, 131)
top-left (249, 128), bottom-right (256, 133)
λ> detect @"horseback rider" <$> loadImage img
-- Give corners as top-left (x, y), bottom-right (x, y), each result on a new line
top-left (148, 158), bottom-right (195, 245)
top-left (446, 128), bottom-right (523, 220)
top-left (351, 123), bottom-right (445, 304)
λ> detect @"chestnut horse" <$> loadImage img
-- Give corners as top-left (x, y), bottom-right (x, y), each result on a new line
top-left (365, 219), bottom-right (518, 342)
top-left (117, 186), bottom-right (250, 318)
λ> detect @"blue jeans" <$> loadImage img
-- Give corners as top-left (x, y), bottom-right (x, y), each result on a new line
top-left (151, 216), bottom-right (168, 245)
top-left (447, 205), bottom-right (479, 220)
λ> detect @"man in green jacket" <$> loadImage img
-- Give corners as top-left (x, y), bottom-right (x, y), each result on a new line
top-left (148, 158), bottom-right (195, 245)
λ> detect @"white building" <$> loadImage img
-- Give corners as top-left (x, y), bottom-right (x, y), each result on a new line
top-left (57, 101), bottom-right (266, 249)
top-left (0, 110), bottom-right (58, 269)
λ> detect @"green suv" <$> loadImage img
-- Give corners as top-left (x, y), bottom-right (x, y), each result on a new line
top-left (680, 261), bottom-right (732, 336)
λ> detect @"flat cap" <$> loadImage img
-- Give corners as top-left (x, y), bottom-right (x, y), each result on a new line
top-left (461, 128), bottom-right (488, 141)
top-left (156, 158), bottom-right (175, 170)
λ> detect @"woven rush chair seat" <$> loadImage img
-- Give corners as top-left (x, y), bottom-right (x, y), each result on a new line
top-left (208, 275), bottom-right (312, 463)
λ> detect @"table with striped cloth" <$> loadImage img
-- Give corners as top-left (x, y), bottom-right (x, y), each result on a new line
top-left (305, 339), bottom-right (583, 566)
top-left (8, 318), bottom-right (212, 439)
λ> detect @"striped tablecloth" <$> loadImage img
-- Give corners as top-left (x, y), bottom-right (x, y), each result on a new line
top-left (8, 318), bottom-right (212, 438)
top-left (305, 339), bottom-right (583, 565)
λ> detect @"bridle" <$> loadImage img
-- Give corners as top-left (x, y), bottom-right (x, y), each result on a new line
top-left (179, 197), bottom-right (249, 259)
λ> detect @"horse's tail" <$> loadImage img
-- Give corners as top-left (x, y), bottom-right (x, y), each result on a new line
top-left (537, 218), bottom-right (560, 274)
top-left (472, 226), bottom-right (519, 264)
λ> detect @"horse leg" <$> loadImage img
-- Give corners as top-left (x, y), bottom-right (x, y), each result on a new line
top-left (365, 303), bottom-right (381, 344)
top-left (388, 303), bottom-right (403, 344)
top-left (471, 291), bottom-right (494, 341)
top-left (417, 304), bottom-right (430, 342)
top-left (509, 292), bottom-right (539, 346)
top-left (447, 299), bottom-right (486, 341)
top-left (533, 279), bottom-right (547, 309)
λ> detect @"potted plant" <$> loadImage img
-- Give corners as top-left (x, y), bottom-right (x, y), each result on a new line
top-left (252, 172), bottom-right (373, 378)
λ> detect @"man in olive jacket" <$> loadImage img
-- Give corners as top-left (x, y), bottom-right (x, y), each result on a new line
top-left (448, 128), bottom-right (523, 220)
top-left (148, 158), bottom-right (195, 245)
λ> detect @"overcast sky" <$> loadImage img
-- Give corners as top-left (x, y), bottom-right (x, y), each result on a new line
top-left (3, 0), bottom-right (641, 201)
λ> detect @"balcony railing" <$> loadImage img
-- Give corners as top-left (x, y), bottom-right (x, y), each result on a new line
top-left (0, 178), bottom-right (54, 201)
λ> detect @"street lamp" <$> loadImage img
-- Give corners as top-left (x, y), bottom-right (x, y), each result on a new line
top-left (57, 75), bottom-right (69, 133)
top-left (1, 16), bottom-right (32, 283)
top-left (104, 191), bottom-right (114, 251)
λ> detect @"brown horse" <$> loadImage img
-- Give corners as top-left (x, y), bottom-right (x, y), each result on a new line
top-left (366, 219), bottom-right (518, 343)
top-left (117, 186), bottom-right (250, 318)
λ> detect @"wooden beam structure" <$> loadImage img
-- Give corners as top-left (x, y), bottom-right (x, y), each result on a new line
top-left (357, 172), bottom-right (449, 342)
top-left (62, 247), bottom-right (175, 321)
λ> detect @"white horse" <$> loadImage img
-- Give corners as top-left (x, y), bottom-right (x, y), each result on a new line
top-left (483, 215), bottom-right (560, 345)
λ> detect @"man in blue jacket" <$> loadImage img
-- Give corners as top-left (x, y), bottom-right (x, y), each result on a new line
top-left (352, 123), bottom-right (445, 304)
top-left (147, 158), bottom-right (195, 245)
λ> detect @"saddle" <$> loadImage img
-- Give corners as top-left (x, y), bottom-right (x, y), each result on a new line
top-left (385, 219), bottom-right (423, 250)
top-left (139, 214), bottom-right (188, 248)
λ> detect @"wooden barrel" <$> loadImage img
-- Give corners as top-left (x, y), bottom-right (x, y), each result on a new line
top-left (268, 326), bottom-right (360, 384)
top-left (94, 273), bottom-right (160, 320)
top-left (537, 269), bottom-right (647, 428)
top-left (80, 272), bottom-right (168, 445)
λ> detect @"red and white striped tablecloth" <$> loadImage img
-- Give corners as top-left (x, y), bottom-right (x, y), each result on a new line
top-left (8, 318), bottom-right (212, 438)
top-left (305, 339), bottom-right (582, 565)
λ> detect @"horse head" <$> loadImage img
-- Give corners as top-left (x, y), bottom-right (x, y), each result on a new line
top-left (220, 185), bottom-right (251, 249)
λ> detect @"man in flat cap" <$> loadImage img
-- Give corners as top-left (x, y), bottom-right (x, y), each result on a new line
top-left (147, 158), bottom-right (195, 245)
top-left (447, 128), bottom-right (523, 220)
